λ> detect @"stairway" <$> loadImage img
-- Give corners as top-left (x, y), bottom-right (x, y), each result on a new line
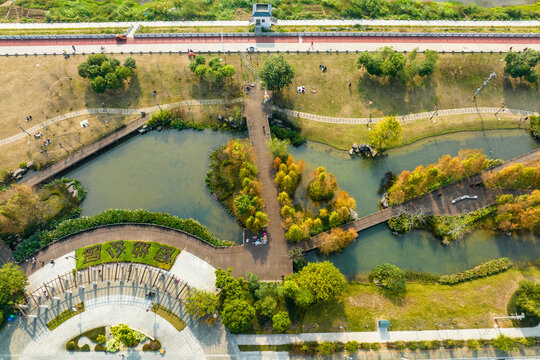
top-left (240, 53), bottom-right (260, 82)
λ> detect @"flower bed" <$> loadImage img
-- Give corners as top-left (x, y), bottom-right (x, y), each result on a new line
top-left (75, 240), bottom-right (180, 271)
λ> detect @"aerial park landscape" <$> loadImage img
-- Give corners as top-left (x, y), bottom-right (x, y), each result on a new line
top-left (0, 0), bottom-right (539, 358)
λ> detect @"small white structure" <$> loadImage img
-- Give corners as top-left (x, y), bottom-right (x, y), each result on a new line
top-left (250, 4), bottom-right (276, 31)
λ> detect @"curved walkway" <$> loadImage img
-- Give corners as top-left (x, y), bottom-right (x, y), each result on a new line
top-left (18, 224), bottom-right (293, 280)
top-left (272, 106), bottom-right (539, 125)
top-left (0, 98), bottom-right (242, 147)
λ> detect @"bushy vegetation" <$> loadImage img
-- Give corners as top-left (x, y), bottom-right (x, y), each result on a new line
top-left (319, 227), bottom-right (358, 255)
top-left (142, 339), bottom-right (162, 351)
top-left (15, 0), bottom-right (540, 22)
top-left (1, 179), bottom-right (84, 241)
top-left (206, 139), bottom-right (268, 232)
top-left (387, 149), bottom-right (502, 205)
top-left (358, 48), bottom-right (438, 84)
top-left (75, 240), bottom-right (181, 271)
top-left (110, 323), bottom-right (146, 347)
top-left (495, 191), bottom-right (540, 235)
top-left (188, 55), bottom-right (236, 87)
top-left (388, 207), bottom-right (493, 244)
top-left (512, 280), bottom-right (540, 324)
top-left (504, 50), bottom-right (540, 84)
top-left (271, 142), bottom-right (356, 244)
top-left (13, 209), bottom-right (231, 261)
top-left (530, 115), bottom-right (540, 138)
top-left (184, 289), bottom-right (219, 320)
top-left (369, 263), bottom-right (406, 293)
top-left (0, 263), bottom-right (28, 327)
top-left (368, 116), bottom-right (402, 152)
top-left (484, 159), bottom-right (540, 189)
top-left (78, 54), bottom-right (136, 93)
top-left (270, 126), bottom-right (306, 147)
top-left (215, 263), bottom-right (345, 334)
top-left (439, 258), bottom-right (512, 285)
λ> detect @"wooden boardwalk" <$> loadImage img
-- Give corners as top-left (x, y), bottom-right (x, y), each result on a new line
top-left (23, 115), bottom-right (147, 188)
top-left (300, 148), bottom-right (540, 251)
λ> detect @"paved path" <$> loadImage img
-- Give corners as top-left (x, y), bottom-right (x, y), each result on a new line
top-left (235, 323), bottom-right (540, 345)
top-left (16, 224), bottom-right (293, 280)
top-left (244, 84), bottom-right (293, 280)
top-left (0, 98), bottom-right (241, 147)
top-left (273, 106), bottom-right (539, 125)
top-left (0, 20), bottom-right (538, 29)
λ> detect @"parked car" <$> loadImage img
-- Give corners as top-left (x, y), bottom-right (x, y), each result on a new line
top-left (115, 34), bottom-right (127, 41)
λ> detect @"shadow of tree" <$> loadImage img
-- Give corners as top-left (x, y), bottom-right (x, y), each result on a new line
top-left (502, 77), bottom-right (540, 112)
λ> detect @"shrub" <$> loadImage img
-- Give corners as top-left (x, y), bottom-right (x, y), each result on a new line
top-left (466, 339), bottom-right (480, 349)
top-left (221, 299), bottom-right (255, 333)
top-left (18, 162), bottom-right (27, 169)
top-left (389, 341), bottom-right (406, 350)
top-left (272, 311), bottom-right (291, 333)
top-left (419, 341), bottom-right (431, 350)
top-left (454, 340), bottom-right (465, 347)
top-left (406, 341), bottom-right (418, 350)
top-left (96, 334), bottom-right (107, 344)
top-left (142, 339), bottom-right (162, 351)
top-left (66, 341), bottom-right (76, 351)
top-left (439, 258), bottom-right (512, 285)
top-left (106, 338), bottom-right (120, 353)
top-left (319, 227), bottom-right (358, 255)
top-left (360, 342), bottom-right (371, 350)
top-left (430, 340), bottom-right (441, 349)
top-left (530, 115), bottom-right (540, 137)
top-left (94, 344), bottom-right (106, 351)
top-left (80, 344), bottom-right (90, 352)
top-left (37, 209), bottom-right (233, 248)
top-left (369, 263), bottom-right (406, 293)
top-left (493, 334), bottom-right (517, 353)
top-left (370, 342), bottom-right (381, 350)
top-left (345, 341), bottom-right (360, 353)
top-left (442, 339), bottom-right (455, 348)
top-left (270, 125), bottom-right (306, 147)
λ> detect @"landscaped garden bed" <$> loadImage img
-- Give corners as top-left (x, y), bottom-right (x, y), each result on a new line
top-left (47, 302), bottom-right (84, 330)
top-left (75, 240), bottom-right (181, 271)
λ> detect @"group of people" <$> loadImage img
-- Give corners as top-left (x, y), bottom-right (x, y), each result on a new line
top-left (246, 232), bottom-right (268, 246)
top-left (25, 115), bottom-right (33, 122)
top-left (319, 64), bottom-right (327, 73)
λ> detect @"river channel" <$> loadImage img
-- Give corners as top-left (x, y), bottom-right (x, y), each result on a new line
top-left (67, 128), bottom-right (540, 277)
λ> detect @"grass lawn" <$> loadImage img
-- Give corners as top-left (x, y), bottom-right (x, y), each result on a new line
top-left (257, 53), bottom-right (540, 118)
top-left (300, 268), bottom-right (540, 332)
top-left (0, 28), bottom-right (127, 35)
top-left (151, 303), bottom-right (186, 332)
top-left (292, 112), bottom-right (526, 150)
top-left (47, 302), bottom-right (84, 330)
top-left (75, 240), bottom-right (180, 271)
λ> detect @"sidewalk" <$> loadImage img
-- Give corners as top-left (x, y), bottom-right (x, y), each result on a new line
top-left (235, 324), bottom-right (540, 345)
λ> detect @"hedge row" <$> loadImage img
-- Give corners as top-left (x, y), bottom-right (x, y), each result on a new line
top-left (439, 257), bottom-right (512, 285)
top-left (35, 209), bottom-right (233, 251)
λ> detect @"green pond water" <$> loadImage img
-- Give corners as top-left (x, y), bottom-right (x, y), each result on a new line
top-left (291, 129), bottom-right (540, 278)
top-left (67, 128), bottom-right (540, 277)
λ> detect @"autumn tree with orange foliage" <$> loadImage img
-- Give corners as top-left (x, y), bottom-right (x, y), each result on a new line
top-left (484, 158), bottom-right (540, 189)
top-left (387, 149), bottom-right (502, 205)
top-left (319, 227), bottom-right (358, 255)
top-left (495, 191), bottom-right (540, 235)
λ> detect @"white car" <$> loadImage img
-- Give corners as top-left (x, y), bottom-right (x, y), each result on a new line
top-left (451, 195), bottom-right (478, 204)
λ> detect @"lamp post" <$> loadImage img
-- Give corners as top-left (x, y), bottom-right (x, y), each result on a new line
top-left (495, 102), bottom-right (505, 117)
top-left (152, 90), bottom-right (162, 111)
top-left (102, 102), bottom-right (109, 115)
top-left (58, 142), bottom-right (69, 154)
top-left (298, 106), bottom-right (301, 119)
top-left (430, 106), bottom-right (439, 123)
top-left (18, 124), bottom-right (30, 137)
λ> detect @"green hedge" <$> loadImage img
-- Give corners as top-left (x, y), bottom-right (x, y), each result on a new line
top-left (270, 126), bottom-right (306, 147)
top-left (75, 240), bottom-right (181, 271)
top-left (36, 209), bottom-right (233, 249)
top-left (439, 258), bottom-right (512, 285)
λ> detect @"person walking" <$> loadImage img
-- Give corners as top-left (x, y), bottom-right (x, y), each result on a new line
top-left (72, 45), bottom-right (76, 52)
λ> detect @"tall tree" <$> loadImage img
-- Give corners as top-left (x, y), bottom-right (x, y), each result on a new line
top-left (184, 289), bottom-right (219, 320)
top-left (294, 262), bottom-right (346, 302)
top-left (221, 299), bottom-right (255, 333)
top-left (369, 263), bottom-right (406, 293)
top-left (369, 116), bottom-right (402, 151)
top-left (259, 55), bottom-right (295, 91)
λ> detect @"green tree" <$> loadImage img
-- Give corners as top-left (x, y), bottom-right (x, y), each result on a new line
top-left (369, 116), bottom-right (402, 151)
top-left (267, 138), bottom-right (290, 161)
top-left (255, 296), bottom-right (277, 318)
top-left (272, 311), bottom-right (291, 333)
top-left (369, 263), bottom-right (406, 293)
top-left (493, 334), bottom-right (517, 353)
top-left (235, 194), bottom-right (256, 216)
top-left (105, 72), bottom-right (121, 89)
top-left (259, 55), bottom-right (295, 91)
top-left (116, 66), bottom-right (134, 80)
top-left (215, 268), bottom-right (245, 301)
top-left (0, 263), bottom-right (28, 318)
top-left (77, 62), bottom-right (89, 78)
top-left (87, 53), bottom-right (108, 66)
top-left (504, 50), bottom-right (540, 83)
top-left (184, 289), bottom-right (219, 319)
top-left (295, 262), bottom-right (346, 302)
top-left (100, 61), bottom-right (114, 76)
top-left (124, 57), bottom-right (137, 69)
top-left (514, 280), bottom-right (540, 321)
top-left (221, 299), bottom-right (255, 333)
top-left (90, 76), bottom-right (106, 93)
top-left (286, 224), bottom-right (307, 242)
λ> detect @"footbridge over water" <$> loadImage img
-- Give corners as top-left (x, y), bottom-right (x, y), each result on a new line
top-left (300, 148), bottom-right (540, 251)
